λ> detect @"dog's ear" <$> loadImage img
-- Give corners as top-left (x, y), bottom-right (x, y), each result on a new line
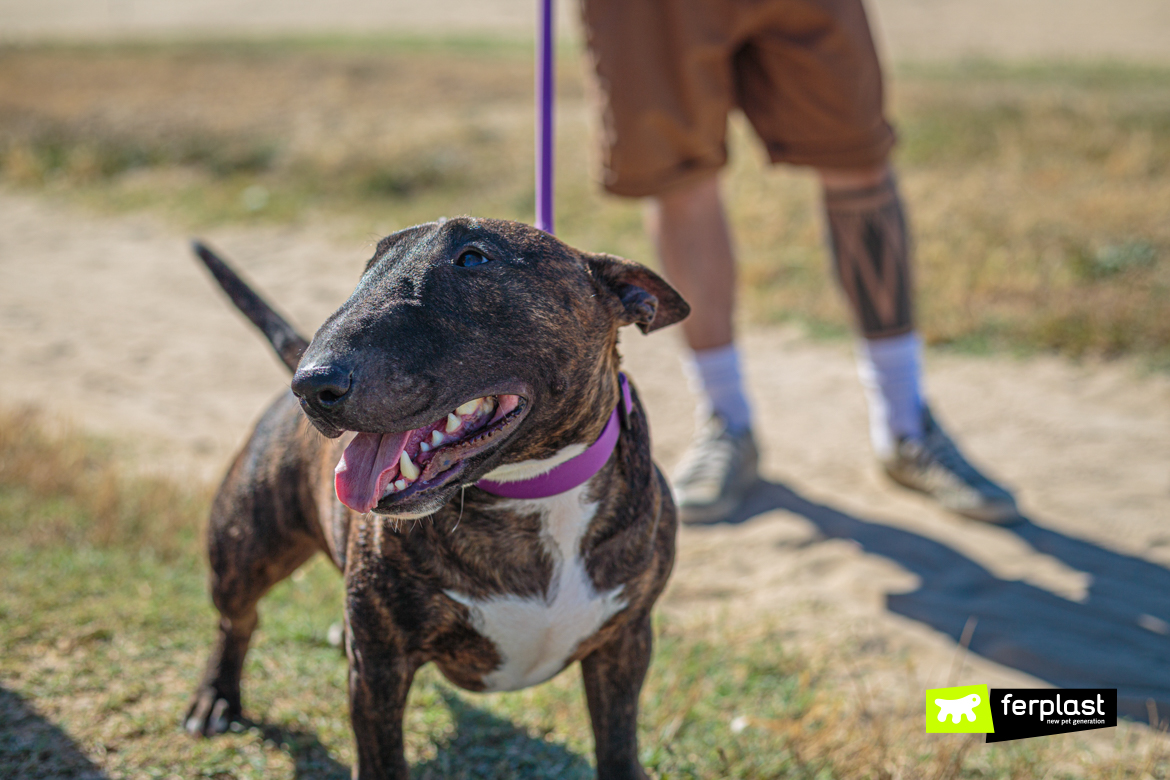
top-left (585, 252), bottom-right (691, 334)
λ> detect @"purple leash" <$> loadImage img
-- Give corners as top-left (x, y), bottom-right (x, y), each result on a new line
top-left (535, 0), bottom-right (555, 234)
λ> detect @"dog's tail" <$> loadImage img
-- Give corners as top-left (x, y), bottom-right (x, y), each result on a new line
top-left (191, 240), bottom-right (309, 373)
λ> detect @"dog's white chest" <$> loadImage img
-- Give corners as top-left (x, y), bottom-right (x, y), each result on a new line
top-left (445, 484), bottom-right (627, 692)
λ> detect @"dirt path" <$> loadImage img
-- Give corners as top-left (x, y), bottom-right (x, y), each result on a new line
top-left (3, 189), bottom-right (1169, 719)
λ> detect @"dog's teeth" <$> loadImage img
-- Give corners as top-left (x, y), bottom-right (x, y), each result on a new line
top-left (446, 413), bottom-right (461, 433)
top-left (399, 451), bottom-right (419, 481)
top-left (420, 442), bottom-right (431, 453)
top-left (395, 479), bottom-right (407, 491)
top-left (456, 399), bottom-right (480, 416)
top-left (431, 430), bottom-right (445, 447)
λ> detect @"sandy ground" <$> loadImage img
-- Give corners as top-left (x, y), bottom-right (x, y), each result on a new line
top-left (3, 188), bottom-right (1169, 725)
top-left (2, 0), bottom-right (1170, 63)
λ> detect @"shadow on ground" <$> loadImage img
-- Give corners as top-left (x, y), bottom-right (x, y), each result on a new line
top-left (0, 686), bottom-right (107, 779)
top-left (0, 685), bottom-right (591, 779)
top-left (247, 719), bottom-right (351, 779)
top-left (411, 690), bottom-right (593, 779)
top-left (712, 479), bottom-right (1170, 723)
top-left (251, 691), bottom-right (594, 779)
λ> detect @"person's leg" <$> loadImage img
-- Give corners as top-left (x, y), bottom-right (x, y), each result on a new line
top-left (646, 174), bottom-right (752, 433)
top-left (647, 175), bottom-right (736, 354)
top-left (818, 163), bottom-right (924, 457)
top-left (647, 174), bottom-right (758, 522)
top-left (819, 163), bottom-right (1018, 522)
top-left (580, 0), bottom-right (755, 522)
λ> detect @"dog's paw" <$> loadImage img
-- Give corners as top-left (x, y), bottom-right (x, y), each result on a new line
top-left (184, 688), bottom-right (240, 737)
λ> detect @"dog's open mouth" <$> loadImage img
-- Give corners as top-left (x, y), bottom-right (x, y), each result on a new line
top-left (334, 394), bottom-right (526, 513)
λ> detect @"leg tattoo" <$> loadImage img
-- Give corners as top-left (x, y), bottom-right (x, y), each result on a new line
top-left (824, 176), bottom-right (914, 339)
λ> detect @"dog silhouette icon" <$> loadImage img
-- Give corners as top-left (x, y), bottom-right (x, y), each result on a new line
top-left (935, 693), bottom-right (981, 723)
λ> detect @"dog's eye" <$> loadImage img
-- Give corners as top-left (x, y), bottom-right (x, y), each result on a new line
top-left (455, 250), bottom-right (491, 268)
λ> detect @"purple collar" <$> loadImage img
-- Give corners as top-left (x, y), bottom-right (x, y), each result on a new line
top-left (476, 373), bottom-right (633, 499)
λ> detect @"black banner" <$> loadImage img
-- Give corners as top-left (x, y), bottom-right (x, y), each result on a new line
top-left (986, 689), bottom-right (1117, 743)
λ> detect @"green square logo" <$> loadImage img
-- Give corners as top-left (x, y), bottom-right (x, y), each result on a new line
top-left (926, 684), bottom-right (995, 733)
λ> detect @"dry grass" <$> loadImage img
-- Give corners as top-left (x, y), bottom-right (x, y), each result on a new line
top-left (1, 41), bottom-right (1167, 362)
top-left (0, 407), bottom-right (206, 558)
top-left (730, 64), bottom-right (1170, 360)
top-left (3, 410), bottom-right (1170, 778)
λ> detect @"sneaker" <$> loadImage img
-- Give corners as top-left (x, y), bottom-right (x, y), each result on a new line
top-left (883, 405), bottom-right (1019, 524)
top-left (671, 415), bottom-right (759, 524)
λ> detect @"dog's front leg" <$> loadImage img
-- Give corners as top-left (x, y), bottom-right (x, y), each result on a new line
top-left (581, 613), bottom-right (653, 780)
top-left (346, 605), bottom-right (417, 780)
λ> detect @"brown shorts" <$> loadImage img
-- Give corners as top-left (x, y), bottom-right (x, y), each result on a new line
top-left (581, 0), bottom-right (897, 197)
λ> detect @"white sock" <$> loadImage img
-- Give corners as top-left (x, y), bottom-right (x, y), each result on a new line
top-left (856, 332), bottom-right (924, 458)
top-left (682, 344), bottom-right (753, 434)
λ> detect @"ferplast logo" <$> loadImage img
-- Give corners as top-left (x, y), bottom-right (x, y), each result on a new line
top-left (925, 684), bottom-right (995, 734)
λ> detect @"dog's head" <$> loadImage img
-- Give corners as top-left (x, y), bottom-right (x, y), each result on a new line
top-left (291, 217), bottom-right (688, 518)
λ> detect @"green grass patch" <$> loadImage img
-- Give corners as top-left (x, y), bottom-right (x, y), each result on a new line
top-left (4, 415), bottom-right (1170, 777)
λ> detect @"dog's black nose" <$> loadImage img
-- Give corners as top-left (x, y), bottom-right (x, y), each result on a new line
top-left (292, 364), bottom-right (353, 411)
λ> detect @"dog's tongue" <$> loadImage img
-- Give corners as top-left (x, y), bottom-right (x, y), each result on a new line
top-left (335, 431), bottom-right (411, 513)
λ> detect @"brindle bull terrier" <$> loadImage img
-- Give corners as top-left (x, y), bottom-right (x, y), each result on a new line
top-left (183, 218), bottom-right (689, 780)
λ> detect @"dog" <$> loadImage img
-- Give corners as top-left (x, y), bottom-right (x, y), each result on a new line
top-left (184, 217), bottom-right (689, 780)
